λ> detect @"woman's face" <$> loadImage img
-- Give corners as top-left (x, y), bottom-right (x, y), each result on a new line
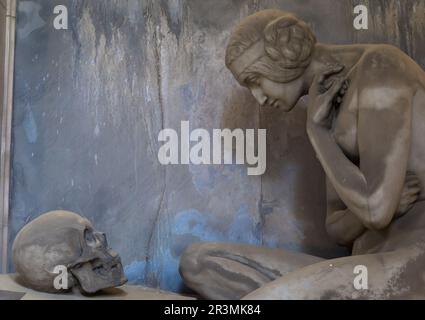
top-left (243, 74), bottom-right (306, 112)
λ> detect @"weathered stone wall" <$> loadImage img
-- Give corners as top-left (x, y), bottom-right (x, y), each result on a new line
top-left (8, 0), bottom-right (425, 292)
top-left (0, 0), bottom-right (6, 135)
top-left (0, 0), bottom-right (6, 272)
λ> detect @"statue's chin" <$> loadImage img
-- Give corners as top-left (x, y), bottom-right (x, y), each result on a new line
top-left (280, 104), bottom-right (295, 112)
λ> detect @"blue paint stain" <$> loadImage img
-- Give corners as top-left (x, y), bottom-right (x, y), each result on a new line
top-left (173, 209), bottom-right (207, 234)
top-left (190, 166), bottom-right (215, 194)
top-left (228, 204), bottom-right (261, 245)
top-left (172, 209), bottom-right (225, 242)
top-left (191, 165), bottom-right (238, 195)
top-left (263, 236), bottom-right (304, 252)
top-left (281, 242), bottom-right (305, 253)
top-left (159, 251), bottom-right (182, 292)
top-left (124, 260), bottom-right (146, 284)
top-left (262, 234), bottom-right (280, 249)
top-left (150, 209), bottom-right (225, 291)
top-left (151, 207), bottom-right (262, 292)
top-left (23, 108), bottom-right (38, 143)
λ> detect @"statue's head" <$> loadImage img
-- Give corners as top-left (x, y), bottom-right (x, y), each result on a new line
top-left (225, 9), bottom-right (316, 111)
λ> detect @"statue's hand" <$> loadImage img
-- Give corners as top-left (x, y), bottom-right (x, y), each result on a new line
top-left (395, 172), bottom-right (421, 218)
top-left (307, 64), bottom-right (347, 128)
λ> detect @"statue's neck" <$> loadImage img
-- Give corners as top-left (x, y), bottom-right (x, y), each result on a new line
top-left (319, 43), bottom-right (368, 68)
top-left (303, 43), bottom-right (367, 93)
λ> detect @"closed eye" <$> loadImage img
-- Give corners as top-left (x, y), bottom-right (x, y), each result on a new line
top-left (244, 74), bottom-right (260, 87)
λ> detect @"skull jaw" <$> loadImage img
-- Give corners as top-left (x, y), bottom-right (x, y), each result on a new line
top-left (70, 259), bottom-right (127, 294)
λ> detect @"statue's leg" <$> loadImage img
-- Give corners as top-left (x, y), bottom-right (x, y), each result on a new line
top-left (243, 243), bottom-right (425, 299)
top-left (179, 242), bottom-right (324, 300)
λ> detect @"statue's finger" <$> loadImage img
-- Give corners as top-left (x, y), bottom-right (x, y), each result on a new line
top-left (327, 78), bottom-right (345, 97)
top-left (406, 178), bottom-right (421, 188)
top-left (409, 189), bottom-right (420, 196)
top-left (322, 64), bottom-right (344, 79)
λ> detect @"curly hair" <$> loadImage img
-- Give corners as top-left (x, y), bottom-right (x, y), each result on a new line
top-left (225, 9), bottom-right (316, 84)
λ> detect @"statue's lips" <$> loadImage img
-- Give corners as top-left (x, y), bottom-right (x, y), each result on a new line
top-left (270, 100), bottom-right (280, 108)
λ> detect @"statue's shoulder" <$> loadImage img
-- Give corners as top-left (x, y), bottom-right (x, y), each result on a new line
top-left (359, 44), bottom-right (409, 71)
top-left (357, 44), bottom-right (420, 86)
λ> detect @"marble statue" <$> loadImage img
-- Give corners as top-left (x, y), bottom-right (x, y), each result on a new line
top-left (12, 210), bottom-right (127, 294)
top-left (179, 9), bottom-right (425, 299)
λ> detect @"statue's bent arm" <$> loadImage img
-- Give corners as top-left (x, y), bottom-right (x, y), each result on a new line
top-left (308, 77), bottom-right (412, 231)
top-left (325, 178), bottom-right (366, 246)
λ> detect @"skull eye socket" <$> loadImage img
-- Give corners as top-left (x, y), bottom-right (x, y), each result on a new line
top-left (84, 229), bottom-right (108, 248)
top-left (84, 229), bottom-right (96, 245)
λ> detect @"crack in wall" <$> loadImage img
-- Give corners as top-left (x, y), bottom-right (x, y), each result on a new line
top-left (144, 1), bottom-right (167, 287)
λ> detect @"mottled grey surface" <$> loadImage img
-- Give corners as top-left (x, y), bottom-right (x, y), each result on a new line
top-left (0, 274), bottom-right (195, 299)
top-left (8, 0), bottom-right (425, 292)
top-left (0, 1), bottom-right (6, 130)
top-left (0, 0), bottom-right (8, 272)
top-left (0, 290), bottom-right (26, 300)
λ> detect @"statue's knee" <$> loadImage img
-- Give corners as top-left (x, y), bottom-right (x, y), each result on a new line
top-left (179, 242), bottom-right (208, 280)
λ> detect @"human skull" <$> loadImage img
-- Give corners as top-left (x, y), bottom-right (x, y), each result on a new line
top-left (12, 210), bottom-right (127, 294)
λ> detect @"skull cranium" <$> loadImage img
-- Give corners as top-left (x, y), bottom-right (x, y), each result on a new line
top-left (12, 210), bottom-right (127, 294)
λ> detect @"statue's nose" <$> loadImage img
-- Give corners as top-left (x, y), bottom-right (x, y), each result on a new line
top-left (251, 88), bottom-right (267, 106)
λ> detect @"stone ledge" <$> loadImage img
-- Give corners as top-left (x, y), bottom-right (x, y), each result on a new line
top-left (0, 274), bottom-right (195, 300)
